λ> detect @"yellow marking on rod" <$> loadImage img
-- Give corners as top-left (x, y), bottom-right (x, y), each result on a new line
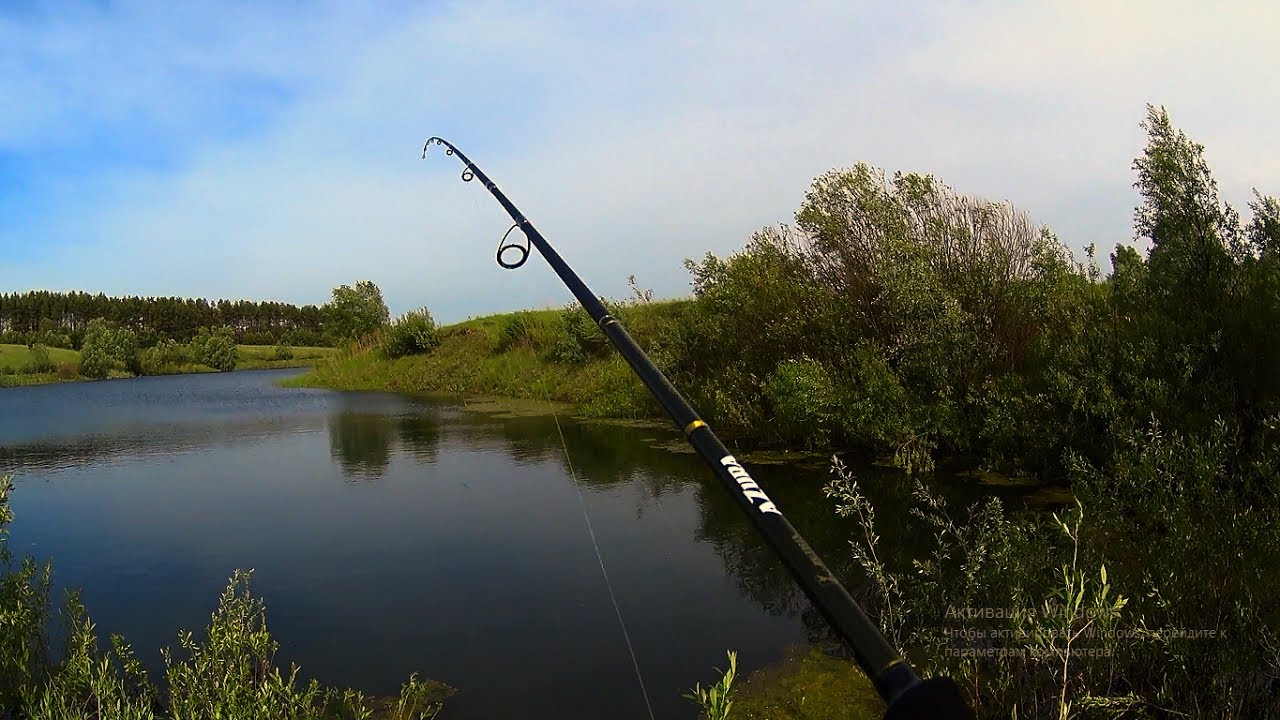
top-left (684, 420), bottom-right (707, 436)
top-left (879, 657), bottom-right (906, 675)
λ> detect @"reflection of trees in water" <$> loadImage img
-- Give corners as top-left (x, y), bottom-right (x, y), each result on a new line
top-left (326, 410), bottom-right (445, 480)
top-left (326, 399), bottom-right (940, 643)
top-left (686, 458), bottom-right (934, 644)
top-left (443, 411), bottom-right (696, 497)
top-left (328, 413), bottom-right (394, 479)
top-left (396, 414), bottom-right (441, 463)
top-left (444, 404), bottom-right (887, 637)
top-left (0, 416), bottom-right (323, 473)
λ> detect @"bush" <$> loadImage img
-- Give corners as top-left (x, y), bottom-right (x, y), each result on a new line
top-left (382, 308), bottom-right (440, 359)
top-left (552, 304), bottom-right (610, 363)
top-left (498, 311), bottom-right (540, 352)
top-left (24, 344), bottom-right (56, 374)
top-left (55, 362), bottom-right (77, 380)
top-left (190, 327), bottom-right (237, 372)
top-left (764, 358), bottom-right (838, 447)
top-left (138, 339), bottom-right (192, 375)
top-left (79, 319), bottom-right (139, 379)
top-left (273, 342), bottom-right (295, 361)
top-left (0, 365), bottom-right (14, 376)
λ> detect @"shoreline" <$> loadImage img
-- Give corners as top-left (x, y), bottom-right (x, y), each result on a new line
top-left (0, 344), bottom-right (337, 389)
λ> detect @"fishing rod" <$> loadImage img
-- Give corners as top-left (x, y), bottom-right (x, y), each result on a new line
top-left (421, 136), bottom-right (975, 720)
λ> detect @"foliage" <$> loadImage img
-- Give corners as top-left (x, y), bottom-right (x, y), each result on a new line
top-left (1066, 421), bottom-right (1279, 718)
top-left (382, 309), bottom-right (441, 358)
top-left (79, 318), bottom-right (139, 379)
top-left (684, 651), bottom-right (737, 720)
top-left (0, 291), bottom-right (328, 348)
top-left (139, 339), bottom-right (193, 375)
top-left (826, 460), bottom-right (1145, 718)
top-left (763, 358), bottom-right (838, 447)
top-left (826, 413), bottom-right (1279, 718)
top-left (551, 304), bottom-right (611, 363)
top-left (272, 342), bottom-right (294, 361)
top-left (497, 311), bottom-right (541, 352)
top-left (0, 476), bottom-right (55, 710)
top-left (190, 327), bottom-right (238, 372)
top-left (326, 281), bottom-right (390, 343)
top-left (24, 343), bottom-right (55, 374)
top-left (281, 105), bottom-right (1280, 719)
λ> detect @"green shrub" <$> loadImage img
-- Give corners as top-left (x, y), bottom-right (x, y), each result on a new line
top-left (382, 308), bottom-right (440, 358)
top-left (552, 304), bottom-right (610, 363)
top-left (190, 327), bottom-right (237, 372)
top-left (577, 355), bottom-right (653, 418)
top-left (764, 358), bottom-right (838, 447)
top-left (498, 311), bottom-right (540, 352)
top-left (272, 342), bottom-right (294, 361)
top-left (0, 365), bottom-right (14, 376)
top-left (684, 651), bottom-right (737, 720)
top-left (139, 339), bottom-right (191, 375)
top-left (825, 458), bottom-right (1138, 717)
top-left (24, 344), bottom-right (56, 374)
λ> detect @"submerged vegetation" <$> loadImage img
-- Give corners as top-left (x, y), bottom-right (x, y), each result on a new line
top-left (304, 107), bottom-right (1280, 718)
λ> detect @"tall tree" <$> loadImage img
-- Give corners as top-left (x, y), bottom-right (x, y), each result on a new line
top-left (325, 281), bottom-right (390, 342)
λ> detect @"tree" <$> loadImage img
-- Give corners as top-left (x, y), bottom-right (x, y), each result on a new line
top-left (190, 326), bottom-right (238, 372)
top-left (1133, 105), bottom-right (1236, 340)
top-left (79, 319), bottom-right (139, 378)
top-left (325, 281), bottom-right (390, 342)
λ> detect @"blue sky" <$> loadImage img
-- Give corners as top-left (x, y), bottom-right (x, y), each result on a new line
top-left (2, 0), bottom-right (1277, 322)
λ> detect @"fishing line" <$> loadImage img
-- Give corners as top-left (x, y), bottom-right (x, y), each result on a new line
top-left (531, 331), bottom-right (656, 720)
top-left (423, 136), bottom-right (976, 719)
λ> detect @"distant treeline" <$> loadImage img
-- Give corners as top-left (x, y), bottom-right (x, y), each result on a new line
top-left (0, 291), bottom-right (329, 348)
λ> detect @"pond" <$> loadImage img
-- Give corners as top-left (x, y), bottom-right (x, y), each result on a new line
top-left (0, 368), bottom-right (974, 718)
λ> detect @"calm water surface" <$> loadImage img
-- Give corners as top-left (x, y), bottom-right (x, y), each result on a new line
top-left (0, 369), bottom-right (946, 719)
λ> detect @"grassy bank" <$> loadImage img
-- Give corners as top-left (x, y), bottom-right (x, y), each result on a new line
top-left (0, 344), bottom-right (336, 387)
top-left (285, 304), bottom-right (676, 421)
top-left (235, 344), bottom-right (337, 370)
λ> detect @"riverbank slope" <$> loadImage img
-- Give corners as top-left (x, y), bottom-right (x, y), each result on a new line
top-left (284, 304), bottom-right (677, 421)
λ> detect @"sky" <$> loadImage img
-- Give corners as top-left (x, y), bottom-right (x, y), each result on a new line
top-left (2, 0), bottom-right (1278, 322)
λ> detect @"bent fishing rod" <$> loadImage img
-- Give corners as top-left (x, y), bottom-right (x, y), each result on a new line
top-left (421, 136), bottom-right (974, 720)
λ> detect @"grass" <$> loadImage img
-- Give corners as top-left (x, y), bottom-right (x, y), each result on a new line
top-left (283, 303), bottom-right (687, 419)
top-left (0, 343), bottom-right (79, 369)
top-left (0, 343), bottom-right (337, 387)
top-left (236, 344), bottom-right (337, 370)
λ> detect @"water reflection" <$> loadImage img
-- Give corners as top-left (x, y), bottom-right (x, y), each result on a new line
top-left (396, 415), bottom-right (441, 463)
top-left (327, 414), bottom-right (394, 479)
top-left (0, 370), bottom-right (912, 719)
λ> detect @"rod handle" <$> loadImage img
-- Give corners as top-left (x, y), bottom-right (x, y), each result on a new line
top-left (883, 676), bottom-right (976, 720)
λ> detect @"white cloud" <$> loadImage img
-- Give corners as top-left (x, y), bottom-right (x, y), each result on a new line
top-left (3, 0), bottom-right (1277, 321)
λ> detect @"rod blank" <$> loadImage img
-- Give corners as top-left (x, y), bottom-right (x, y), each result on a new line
top-left (421, 136), bottom-right (976, 720)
